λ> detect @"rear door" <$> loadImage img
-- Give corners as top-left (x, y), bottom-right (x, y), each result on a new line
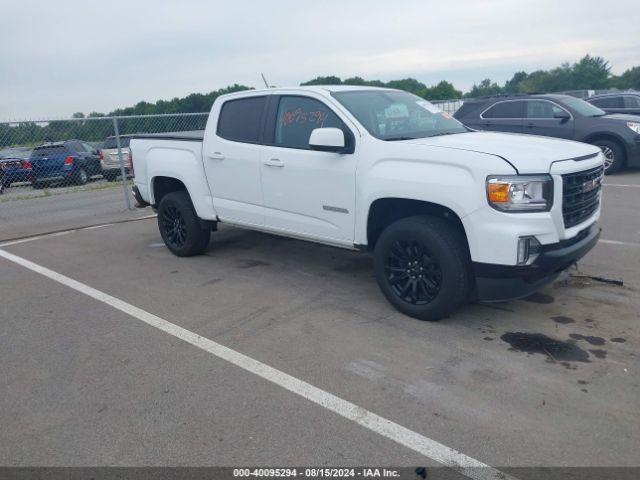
top-left (202, 95), bottom-right (268, 227)
top-left (524, 100), bottom-right (574, 139)
top-left (260, 94), bottom-right (357, 244)
top-left (479, 100), bottom-right (525, 133)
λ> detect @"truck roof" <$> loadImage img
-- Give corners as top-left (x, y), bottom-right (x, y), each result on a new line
top-left (219, 85), bottom-right (395, 100)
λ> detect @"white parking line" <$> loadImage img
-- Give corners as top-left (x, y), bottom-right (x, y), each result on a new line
top-left (0, 247), bottom-right (515, 480)
top-left (599, 239), bottom-right (640, 247)
top-left (0, 214), bottom-right (157, 247)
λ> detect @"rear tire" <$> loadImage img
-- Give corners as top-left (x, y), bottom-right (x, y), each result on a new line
top-left (75, 168), bottom-right (89, 185)
top-left (104, 171), bottom-right (118, 182)
top-left (157, 191), bottom-right (211, 257)
top-left (32, 181), bottom-right (47, 190)
top-left (373, 215), bottom-right (471, 321)
top-left (592, 139), bottom-right (625, 174)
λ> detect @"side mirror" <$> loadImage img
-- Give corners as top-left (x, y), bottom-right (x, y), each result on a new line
top-left (309, 128), bottom-right (346, 153)
top-left (553, 110), bottom-right (570, 120)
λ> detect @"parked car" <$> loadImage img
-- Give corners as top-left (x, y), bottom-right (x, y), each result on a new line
top-left (100, 135), bottom-right (132, 181)
top-left (0, 157), bottom-right (32, 191)
top-left (29, 140), bottom-right (102, 188)
top-left (453, 93), bottom-right (640, 173)
top-left (587, 92), bottom-right (640, 116)
top-left (130, 86), bottom-right (603, 321)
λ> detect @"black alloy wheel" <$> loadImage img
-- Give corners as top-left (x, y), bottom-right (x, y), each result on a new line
top-left (385, 239), bottom-right (442, 305)
top-left (162, 204), bottom-right (188, 250)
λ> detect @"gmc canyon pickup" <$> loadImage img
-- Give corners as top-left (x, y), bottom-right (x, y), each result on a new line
top-left (130, 86), bottom-right (604, 321)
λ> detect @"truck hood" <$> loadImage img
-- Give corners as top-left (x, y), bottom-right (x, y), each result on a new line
top-left (406, 131), bottom-right (600, 174)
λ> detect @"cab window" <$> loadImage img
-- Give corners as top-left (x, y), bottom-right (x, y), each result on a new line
top-left (274, 96), bottom-right (345, 149)
top-left (217, 96), bottom-right (267, 143)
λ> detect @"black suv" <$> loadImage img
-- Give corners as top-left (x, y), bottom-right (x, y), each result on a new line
top-left (587, 92), bottom-right (640, 116)
top-left (454, 94), bottom-right (640, 173)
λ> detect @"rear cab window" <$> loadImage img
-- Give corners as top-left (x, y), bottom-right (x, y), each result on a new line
top-left (217, 96), bottom-right (267, 143)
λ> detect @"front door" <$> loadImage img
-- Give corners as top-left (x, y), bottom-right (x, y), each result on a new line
top-left (260, 95), bottom-right (357, 244)
top-left (524, 100), bottom-right (574, 139)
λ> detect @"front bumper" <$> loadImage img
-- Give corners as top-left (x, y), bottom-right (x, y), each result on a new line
top-left (627, 136), bottom-right (640, 167)
top-left (473, 224), bottom-right (600, 301)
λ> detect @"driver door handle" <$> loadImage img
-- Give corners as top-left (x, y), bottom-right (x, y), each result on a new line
top-left (208, 152), bottom-right (225, 160)
top-left (263, 158), bottom-right (284, 168)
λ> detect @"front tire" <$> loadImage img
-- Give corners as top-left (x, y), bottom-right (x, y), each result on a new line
top-left (592, 139), bottom-right (625, 174)
top-left (373, 215), bottom-right (471, 321)
top-left (158, 191), bottom-right (211, 257)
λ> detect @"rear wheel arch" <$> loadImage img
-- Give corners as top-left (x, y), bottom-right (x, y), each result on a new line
top-left (151, 176), bottom-right (188, 207)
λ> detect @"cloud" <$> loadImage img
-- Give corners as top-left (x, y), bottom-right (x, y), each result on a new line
top-left (1, 0), bottom-right (639, 119)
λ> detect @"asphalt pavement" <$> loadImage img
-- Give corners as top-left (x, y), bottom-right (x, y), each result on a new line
top-left (0, 170), bottom-right (638, 477)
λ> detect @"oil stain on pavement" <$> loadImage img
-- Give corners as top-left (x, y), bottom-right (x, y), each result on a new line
top-left (500, 332), bottom-right (590, 363)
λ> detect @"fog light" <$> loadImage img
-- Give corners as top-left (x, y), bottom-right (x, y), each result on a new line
top-left (517, 236), bottom-right (541, 265)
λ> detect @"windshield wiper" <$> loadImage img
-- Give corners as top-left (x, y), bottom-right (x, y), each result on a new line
top-left (384, 136), bottom-right (416, 141)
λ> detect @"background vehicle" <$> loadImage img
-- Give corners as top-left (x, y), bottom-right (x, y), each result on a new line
top-left (100, 135), bottom-right (132, 181)
top-left (29, 140), bottom-right (101, 188)
top-left (454, 93), bottom-right (640, 173)
top-left (587, 91), bottom-right (640, 116)
top-left (130, 86), bottom-right (603, 321)
top-left (0, 157), bottom-right (32, 190)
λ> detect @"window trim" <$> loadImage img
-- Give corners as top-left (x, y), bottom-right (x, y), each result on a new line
top-left (264, 94), bottom-right (355, 153)
top-left (215, 95), bottom-right (269, 145)
top-left (480, 99), bottom-right (573, 121)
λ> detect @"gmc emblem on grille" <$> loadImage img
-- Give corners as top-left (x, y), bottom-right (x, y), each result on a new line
top-left (582, 177), bottom-right (601, 193)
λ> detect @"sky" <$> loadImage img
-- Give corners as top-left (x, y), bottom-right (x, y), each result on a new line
top-left (1, 0), bottom-right (639, 120)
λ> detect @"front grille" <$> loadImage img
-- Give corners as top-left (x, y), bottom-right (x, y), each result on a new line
top-left (562, 166), bottom-right (603, 229)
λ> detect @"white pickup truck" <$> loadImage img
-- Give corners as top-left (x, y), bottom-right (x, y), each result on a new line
top-left (130, 86), bottom-right (604, 321)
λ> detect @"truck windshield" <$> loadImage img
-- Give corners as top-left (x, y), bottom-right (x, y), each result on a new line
top-left (332, 90), bottom-right (468, 140)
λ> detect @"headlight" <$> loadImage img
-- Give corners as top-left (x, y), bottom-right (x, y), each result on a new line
top-left (486, 175), bottom-right (553, 212)
top-left (627, 122), bottom-right (640, 134)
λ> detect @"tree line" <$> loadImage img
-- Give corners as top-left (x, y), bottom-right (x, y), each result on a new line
top-left (2, 55), bottom-right (639, 149)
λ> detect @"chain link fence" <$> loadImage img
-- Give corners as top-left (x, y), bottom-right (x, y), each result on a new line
top-left (0, 113), bottom-right (208, 241)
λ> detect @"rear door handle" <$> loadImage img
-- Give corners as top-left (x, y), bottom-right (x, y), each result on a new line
top-left (526, 123), bottom-right (536, 128)
top-left (208, 152), bottom-right (225, 160)
top-left (263, 158), bottom-right (284, 168)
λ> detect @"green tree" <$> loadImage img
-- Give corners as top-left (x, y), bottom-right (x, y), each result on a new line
top-left (503, 71), bottom-right (529, 93)
top-left (571, 55), bottom-right (611, 89)
top-left (423, 80), bottom-right (462, 100)
top-left (612, 66), bottom-right (640, 90)
top-left (465, 78), bottom-right (502, 98)
top-left (300, 76), bottom-right (343, 86)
